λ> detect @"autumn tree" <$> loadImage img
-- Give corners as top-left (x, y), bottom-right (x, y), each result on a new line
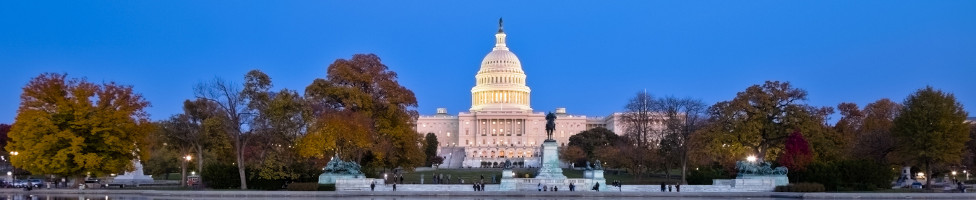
top-left (843, 99), bottom-right (901, 163)
top-left (892, 86), bottom-right (970, 188)
top-left (702, 81), bottom-right (831, 163)
top-left (559, 146), bottom-right (587, 167)
top-left (300, 54), bottom-right (424, 172)
top-left (423, 133), bottom-right (439, 167)
top-left (778, 130), bottom-right (813, 171)
top-left (6, 73), bottom-right (152, 181)
top-left (0, 124), bottom-right (9, 154)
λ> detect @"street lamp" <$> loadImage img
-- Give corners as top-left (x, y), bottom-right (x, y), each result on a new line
top-left (746, 155), bottom-right (757, 163)
top-left (10, 151), bottom-right (18, 156)
top-left (185, 155), bottom-right (192, 161)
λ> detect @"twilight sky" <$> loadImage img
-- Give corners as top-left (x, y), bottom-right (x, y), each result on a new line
top-left (1, 1), bottom-right (974, 124)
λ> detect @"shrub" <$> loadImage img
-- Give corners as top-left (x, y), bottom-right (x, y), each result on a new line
top-left (789, 160), bottom-right (893, 191)
top-left (687, 164), bottom-right (730, 185)
top-left (202, 163), bottom-right (241, 189)
top-left (286, 182), bottom-right (319, 191)
top-left (319, 184), bottom-right (336, 191)
top-left (775, 182), bottom-right (826, 192)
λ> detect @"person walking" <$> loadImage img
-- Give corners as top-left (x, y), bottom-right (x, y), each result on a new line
top-left (392, 183), bottom-right (397, 191)
top-left (660, 182), bottom-right (665, 192)
top-left (676, 183), bottom-right (680, 192)
top-left (538, 183), bottom-right (542, 191)
top-left (370, 181), bottom-right (376, 191)
top-left (668, 184), bottom-right (672, 192)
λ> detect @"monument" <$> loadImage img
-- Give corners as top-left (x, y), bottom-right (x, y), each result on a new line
top-left (318, 155), bottom-right (365, 185)
top-left (735, 160), bottom-right (789, 186)
top-left (535, 112), bottom-right (567, 179)
top-left (112, 160), bottom-right (154, 185)
top-left (499, 159), bottom-right (518, 191)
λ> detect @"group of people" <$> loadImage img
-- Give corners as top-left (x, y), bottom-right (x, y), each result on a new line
top-left (660, 182), bottom-right (680, 192)
top-left (537, 183), bottom-right (561, 191)
top-left (472, 181), bottom-right (486, 191)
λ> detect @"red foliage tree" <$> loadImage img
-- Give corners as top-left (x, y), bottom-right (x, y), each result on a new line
top-left (778, 130), bottom-right (813, 171)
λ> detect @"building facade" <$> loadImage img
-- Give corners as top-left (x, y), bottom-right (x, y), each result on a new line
top-left (415, 21), bottom-right (645, 168)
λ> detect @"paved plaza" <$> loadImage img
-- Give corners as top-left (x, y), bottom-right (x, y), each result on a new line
top-left (1, 189), bottom-right (976, 199)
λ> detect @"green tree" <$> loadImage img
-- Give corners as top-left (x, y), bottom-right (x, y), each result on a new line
top-left (6, 73), bottom-right (152, 181)
top-left (302, 54), bottom-right (424, 172)
top-left (423, 133), bottom-right (439, 167)
top-left (892, 86), bottom-right (970, 188)
top-left (158, 114), bottom-right (198, 187)
top-left (567, 127), bottom-right (618, 160)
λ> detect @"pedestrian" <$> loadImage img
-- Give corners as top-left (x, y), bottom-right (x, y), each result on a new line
top-left (958, 181), bottom-right (965, 193)
top-left (538, 183), bottom-right (542, 191)
top-left (660, 182), bottom-right (665, 192)
top-left (592, 182), bottom-right (600, 191)
top-left (544, 184), bottom-right (548, 191)
top-left (554, 186), bottom-right (558, 192)
top-left (393, 183), bottom-right (397, 191)
top-left (370, 181), bottom-right (375, 191)
top-left (668, 184), bottom-right (672, 192)
top-left (676, 183), bottom-right (680, 192)
top-left (569, 183), bottom-right (574, 191)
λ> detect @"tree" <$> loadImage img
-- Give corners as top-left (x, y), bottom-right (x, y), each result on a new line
top-left (301, 54), bottom-right (424, 172)
top-left (6, 73), bottom-right (152, 181)
top-left (567, 127), bottom-right (619, 159)
top-left (620, 91), bottom-right (661, 182)
top-left (778, 130), bottom-right (813, 171)
top-left (703, 81), bottom-right (820, 162)
top-left (850, 99), bottom-right (901, 163)
top-left (658, 96), bottom-right (708, 184)
top-left (193, 70), bottom-right (273, 189)
top-left (158, 115), bottom-right (197, 187)
top-left (559, 146), bottom-right (587, 167)
top-left (247, 83), bottom-right (310, 181)
top-left (423, 133), bottom-right (439, 167)
top-left (0, 124), bottom-right (9, 152)
top-left (892, 86), bottom-right (970, 188)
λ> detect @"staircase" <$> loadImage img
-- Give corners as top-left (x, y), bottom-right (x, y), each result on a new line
top-left (437, 145), bottom-right (466, 168)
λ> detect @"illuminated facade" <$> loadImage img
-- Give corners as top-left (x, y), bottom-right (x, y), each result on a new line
top-left (416, 20), bottom-right (624, 168)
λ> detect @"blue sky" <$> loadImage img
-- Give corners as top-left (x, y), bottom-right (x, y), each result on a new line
top-left (1, 1), bottom-right (974, 124)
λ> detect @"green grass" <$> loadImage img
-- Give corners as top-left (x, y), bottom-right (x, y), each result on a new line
top-left (395, 168), bottom-right (679, 185)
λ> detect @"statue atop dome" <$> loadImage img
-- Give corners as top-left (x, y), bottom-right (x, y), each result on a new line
top-left (498, 17), bottom-right (504, 33)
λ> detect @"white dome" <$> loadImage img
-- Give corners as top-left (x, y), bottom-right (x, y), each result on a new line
top-left (470, 21), bottom-right (532, 112)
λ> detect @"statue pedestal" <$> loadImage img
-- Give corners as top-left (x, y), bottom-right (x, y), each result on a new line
top-left (499, 169), bottom-right (517, 191)
top-left (535, 140), bottom-right (566, 179)
top-left (590, 169), bottom-right (607, 191)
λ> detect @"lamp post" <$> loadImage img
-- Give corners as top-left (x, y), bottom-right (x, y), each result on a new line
top-left (746, 155), bottom-right (757, 163)
top-left (183, 155), bottom-right (192, 187)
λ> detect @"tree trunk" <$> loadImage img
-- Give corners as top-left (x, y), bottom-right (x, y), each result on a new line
top-left (924, 161), bottom-right (931, 189)
top-left (680, 154), bottom-right (688, 185)
top-left (236, 143), bottom-right (248, 189)
top-left (180, 159), bottom-right (188, 187)
top-left (196, 145), bottom-right (204, 179)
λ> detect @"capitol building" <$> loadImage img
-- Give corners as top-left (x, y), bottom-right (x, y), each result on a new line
top-left (415, 20), bottom-right (630, 168)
